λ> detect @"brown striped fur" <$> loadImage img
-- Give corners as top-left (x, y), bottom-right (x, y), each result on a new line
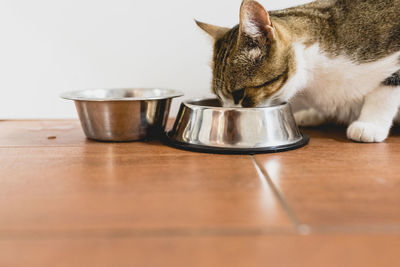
top-left (197, 0), bottom-right (400, 107)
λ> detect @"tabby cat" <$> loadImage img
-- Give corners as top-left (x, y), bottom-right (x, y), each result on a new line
top-left (196, 0), bottom-right (400, 142)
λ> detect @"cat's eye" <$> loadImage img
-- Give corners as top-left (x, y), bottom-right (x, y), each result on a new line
top-left (255, 74), bottom-right (283, 89)
top-left (232, 89), bottom-right (245, 105)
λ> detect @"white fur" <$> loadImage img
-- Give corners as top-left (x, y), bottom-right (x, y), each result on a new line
top-left (248, 48), bottom-right (262, 60)
top-left (221, 95), bottom-right (241, 108)
top-left (243, 21), bottom-right (261, 37)
top-left (294, 108), bottom-right (326, 127)
top-left (242, 10), bottom-right (262, 37)
top-left (263, 43), bottom-right (310, 106)
top-left (274, 43), bottom-right (400, 142)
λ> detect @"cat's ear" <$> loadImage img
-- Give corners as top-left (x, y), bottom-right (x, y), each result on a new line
top-left (195, 20), bottom-right (230, 40)
top-left (239, 0), bottom-right (275, 40)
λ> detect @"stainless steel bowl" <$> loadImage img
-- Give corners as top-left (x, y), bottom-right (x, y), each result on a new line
top-left (166, 99), bottom-right (308, 154)
top-left (61, 88), bottom-right (183, 142)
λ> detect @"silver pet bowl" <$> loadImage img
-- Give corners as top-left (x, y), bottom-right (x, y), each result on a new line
top-left (166, 99), bottom-right (308, 154)
top-left (61, 88), bottom-right (183, 142)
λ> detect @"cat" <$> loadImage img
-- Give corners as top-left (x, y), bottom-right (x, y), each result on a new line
top-left (196, 0), bottom-right (400, 143)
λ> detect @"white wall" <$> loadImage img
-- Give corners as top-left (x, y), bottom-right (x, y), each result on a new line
top-left (0, 0), bottom-right (311, 119)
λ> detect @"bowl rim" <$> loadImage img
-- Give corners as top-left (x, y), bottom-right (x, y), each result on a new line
top-left (183, 98), bottom-right (288, 111)
top-left (60, 88), bottom-right (184, 101)
top-left (164, 132), bottom-right (309, 155)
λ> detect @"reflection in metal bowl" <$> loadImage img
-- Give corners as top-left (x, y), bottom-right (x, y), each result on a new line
top-left (166, 99), bottom-right (309, 154)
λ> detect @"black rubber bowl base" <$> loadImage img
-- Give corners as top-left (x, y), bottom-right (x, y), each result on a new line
top-left (162, 133), bottom-right (309, 155)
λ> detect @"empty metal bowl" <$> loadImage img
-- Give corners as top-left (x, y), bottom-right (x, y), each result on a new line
top-left (61, 88), bottom-right (183, 142)
top-left (166, 99), bottom-right (308, 154)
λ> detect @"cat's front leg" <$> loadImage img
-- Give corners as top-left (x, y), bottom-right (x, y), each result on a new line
top-left (347, 86), bottom-right (400, 143)
top-left (294, 108), bottom-right (326, 127)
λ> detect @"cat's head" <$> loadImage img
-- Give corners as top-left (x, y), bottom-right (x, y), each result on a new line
top-left (197, 0), bottom-right (296, 107)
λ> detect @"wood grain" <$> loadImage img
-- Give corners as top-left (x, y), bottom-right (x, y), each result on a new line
top-left (0, 120), bottom-right (87, 147)
top-left (0, 146), bottom-right (291, 231)
top-left (255, 125), bottom-right (400, 227)
top-left (0, 120), bottom-right (194, 154)
top-left (2, 120), bottom-right (400, 266)
top-left (1, 234), bottom-right (400, 267)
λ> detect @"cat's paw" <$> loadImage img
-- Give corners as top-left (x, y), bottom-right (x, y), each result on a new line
top-left (294, 109), bottom-right (325, 127)
top-left (347, 121), bottom-right (389, 143)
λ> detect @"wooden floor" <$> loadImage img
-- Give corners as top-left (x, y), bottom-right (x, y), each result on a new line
top-left (1, 120), bottom-right (400, 266)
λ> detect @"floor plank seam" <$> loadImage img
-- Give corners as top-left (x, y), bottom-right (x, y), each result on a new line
top-left (0, 146), bottom-right (89, 149)
top-left (251, 156), bottom-right (310, 235)
top-left (309, 225), bottom-right (400, 234)
top-left (0, 228), bottom-right (296, 240)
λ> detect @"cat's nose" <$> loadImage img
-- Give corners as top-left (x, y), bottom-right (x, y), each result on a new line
top-left (232, 89), bottom-right (245, 105)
